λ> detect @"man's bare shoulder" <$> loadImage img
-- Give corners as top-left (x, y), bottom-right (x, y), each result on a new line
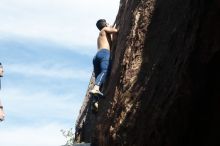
top-left (99, 29), bottom-right (107, 36)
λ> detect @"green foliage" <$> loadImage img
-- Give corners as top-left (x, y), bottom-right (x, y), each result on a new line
top-left (60, 128), bottom-right (75, 146)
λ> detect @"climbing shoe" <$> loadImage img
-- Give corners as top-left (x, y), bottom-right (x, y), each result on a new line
top-left (89, 89), bottom-right (104, 97)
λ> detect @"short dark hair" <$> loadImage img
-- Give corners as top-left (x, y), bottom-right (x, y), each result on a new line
top-left (96, 19), bottom-right (107, 30)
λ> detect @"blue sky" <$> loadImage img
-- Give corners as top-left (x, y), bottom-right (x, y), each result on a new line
top-left (0, 0), bottom-right (119, 145)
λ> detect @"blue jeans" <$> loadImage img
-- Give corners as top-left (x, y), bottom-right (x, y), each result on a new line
top-left (93, 49), bottom-right (110, 86)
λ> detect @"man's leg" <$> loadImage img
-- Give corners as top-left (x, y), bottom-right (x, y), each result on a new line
top-left (90, 50), bottom-right (110, 96)
top-left (95, 59), bottom-right (109, 87)
top-left (91, 54), bottom-right (101, 93)
top-left (93, 55), bottom-right (100, 79)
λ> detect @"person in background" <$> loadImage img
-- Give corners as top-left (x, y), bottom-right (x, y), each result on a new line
top-left (0, 62), bottom-right (5, 121)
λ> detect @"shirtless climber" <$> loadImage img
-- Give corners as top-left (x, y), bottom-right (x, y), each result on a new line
top-left (89, 19), bottom-right (118, 97)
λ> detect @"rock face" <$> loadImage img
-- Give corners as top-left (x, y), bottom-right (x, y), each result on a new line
top-left (75, 0), bottom-right (220, 146)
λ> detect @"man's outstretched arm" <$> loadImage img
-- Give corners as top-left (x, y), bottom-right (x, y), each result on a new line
top-left (103, 26), bottom-right (118, 34)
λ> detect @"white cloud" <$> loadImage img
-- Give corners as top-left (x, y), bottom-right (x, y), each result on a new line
top-left (29, 92), bottom-right (81, 113)
top-left (0, 86), bottom-right (83, 146)
top-left (2, 87), bottom-right (82, 120)
top-left (0, 0), bottom-right (119, 48)
top-left (0, 124), bottom-right (67, 146)
top-left (6, 63), bottom-right (91, 81)
top-left (0, 1), bottom-right (118, 146)
top-left (1, 62), bottom-right (89, 125)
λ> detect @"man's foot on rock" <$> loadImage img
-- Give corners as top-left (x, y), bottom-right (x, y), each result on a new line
top-left (89, 89), bottom-right (103, 97)
top-left (91, 101), bottom-right (98, 113)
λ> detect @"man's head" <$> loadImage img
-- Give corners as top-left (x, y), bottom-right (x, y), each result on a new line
top-left (96, 19), bottom-right (107, 30)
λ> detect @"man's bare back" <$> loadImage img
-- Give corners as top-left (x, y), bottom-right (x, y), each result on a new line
top-left (97, 25), bottom-right (118, 50)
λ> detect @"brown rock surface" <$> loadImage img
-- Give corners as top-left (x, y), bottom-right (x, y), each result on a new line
top-left (75, 0), bottom-right (220, 145)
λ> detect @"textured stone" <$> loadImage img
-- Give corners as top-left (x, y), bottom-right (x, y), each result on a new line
top-left (75, 0), bottom-right (220, 146)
